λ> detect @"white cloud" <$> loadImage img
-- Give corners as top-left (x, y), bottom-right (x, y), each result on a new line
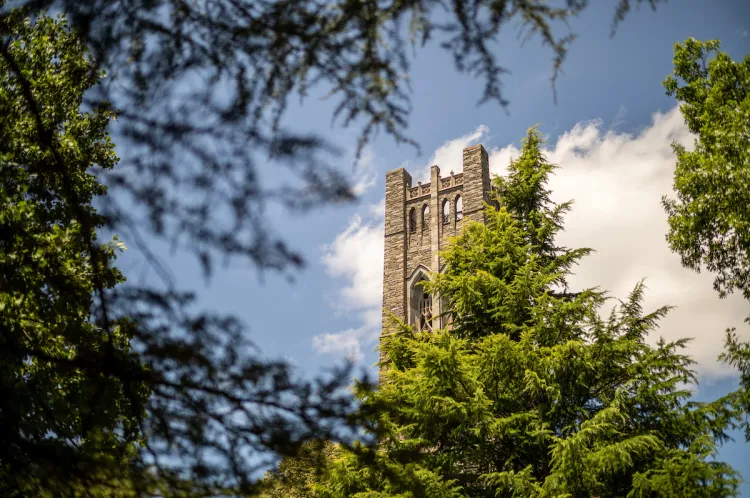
top-left (351, 146), bottom-right (377, 196)
top-left (321, 215), bottom-right (384, 311)
top-left (367, 197), bottom-right (386, 220)
top-left (312, 327), bottom-right (368, 363)
top-left (314, 214), bottom-right (384, 362)
top-left (316, 109), bottom-right (749, 378)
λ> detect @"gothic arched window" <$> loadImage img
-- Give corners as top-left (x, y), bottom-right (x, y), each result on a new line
top-left (421, 204), bottom-right (429, 230)
top-left (455, 195), bottom-right (463, 221)
top-left (442, 199), bottom-right (450, 224)
top-left (410, 274), bottom-right (432, 331)
top-left (409, 208), bottom-right (417, 233)
top-left (419, 289), bottom-right (432, 331)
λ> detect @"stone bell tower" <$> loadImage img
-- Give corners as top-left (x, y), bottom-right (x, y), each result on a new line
top-left (380, 144), bottom-right (492, 361)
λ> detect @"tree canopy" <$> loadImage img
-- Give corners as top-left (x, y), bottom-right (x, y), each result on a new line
top-left (264, 128), bottom-right (744, 497)
top-left (663, 38), bottom-right (750, 302)
top-left (663, 37), bottom-right (750, 445)
top-left (0, 12), bottom-right (146, 495)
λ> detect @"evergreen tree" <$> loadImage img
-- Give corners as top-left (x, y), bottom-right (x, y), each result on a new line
top-left (259, 440), bottom-right (340, 498)
top-left (291, 128), bottom-right (742, 497)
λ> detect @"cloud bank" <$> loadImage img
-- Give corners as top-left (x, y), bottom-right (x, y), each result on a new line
top-left (316, 213), bottom-right (384, 362)
top-left (315, 108), bottom-right (749, 378)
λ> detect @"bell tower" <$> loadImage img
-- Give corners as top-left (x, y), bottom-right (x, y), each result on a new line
top-left (380, 144), bottom-right (492, 362)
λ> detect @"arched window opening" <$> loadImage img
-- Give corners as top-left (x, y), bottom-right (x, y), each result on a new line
top-left (442, 199), bottom-right (450, 224)
top-left (421, 204), bottom-right (429, 230)
top-left (419, 289), bottom-right (432, 331)
top-left (409, 208), bottom-right (417, 233)
top-left (410, 275), bottom-right (433, 332)
top-left (455, 195), bottom-right (463, 221)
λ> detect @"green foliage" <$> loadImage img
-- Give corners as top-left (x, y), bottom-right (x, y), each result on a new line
top-left (275, 128), bottom-right (742, 497)
top-left (0, 11), bottom-right (367, 497)
top-left (0, 11), bottom-right (148, 495)
top-left (662, 38), bottom-right (750, 301)
top-left (426, 130), bottom-right (592, 341)
top-left (260, 440), bottom-right (341, 498)
top-left (719, 332), bottom-right (750, 442)
top-left (662, 37), bottom-right (750, 448)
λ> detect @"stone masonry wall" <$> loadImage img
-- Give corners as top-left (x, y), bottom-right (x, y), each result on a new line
top-left (438, 189), bottom-right (463, 251)
top-left (462, 144), bottom-right (490, 224)
top-left (381, 168), bottom-right (410, 364)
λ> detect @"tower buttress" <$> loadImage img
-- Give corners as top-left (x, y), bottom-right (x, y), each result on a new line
top-left (380, 168), bottom-right (411, 364)
top-left (462, 144), bottom-right (491, 223)
top-left (429, 165), bottom-right (442, 327)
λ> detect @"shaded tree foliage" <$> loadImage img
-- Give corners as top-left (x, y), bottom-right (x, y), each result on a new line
top-left (0, 12), bottom-right (366, 497)
top-left (265, 129), bottom-right (744, 497)
top-left (721, 333), bottom-right (750, 443)
top-left (0, 14), bottom-right (147, 495)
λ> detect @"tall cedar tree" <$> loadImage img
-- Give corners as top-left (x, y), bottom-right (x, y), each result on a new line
top-left (269, 128), bottom-right (744, 497)
top-left (258, 440), bottom-right (339, 498)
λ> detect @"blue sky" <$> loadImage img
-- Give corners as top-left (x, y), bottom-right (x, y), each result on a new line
top-left (115, 0), bottom-right (750, 492)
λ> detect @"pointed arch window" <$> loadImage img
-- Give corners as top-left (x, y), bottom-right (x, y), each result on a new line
top-left (419, 289), bottom-right (432, 331)
top-left (421, 204), bottom-right (429, 230)
top-left (455, 195), bottom-right (463, 221)
top-left (410, 274), bottom-right (433, 331)
top-left (409, 208), bottom-right (417, 233)
top-left (442, 198), bottom-right (450, 224)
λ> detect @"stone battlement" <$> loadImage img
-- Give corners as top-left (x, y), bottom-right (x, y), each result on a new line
top-left (407, 172), bottom-right (463, 199)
